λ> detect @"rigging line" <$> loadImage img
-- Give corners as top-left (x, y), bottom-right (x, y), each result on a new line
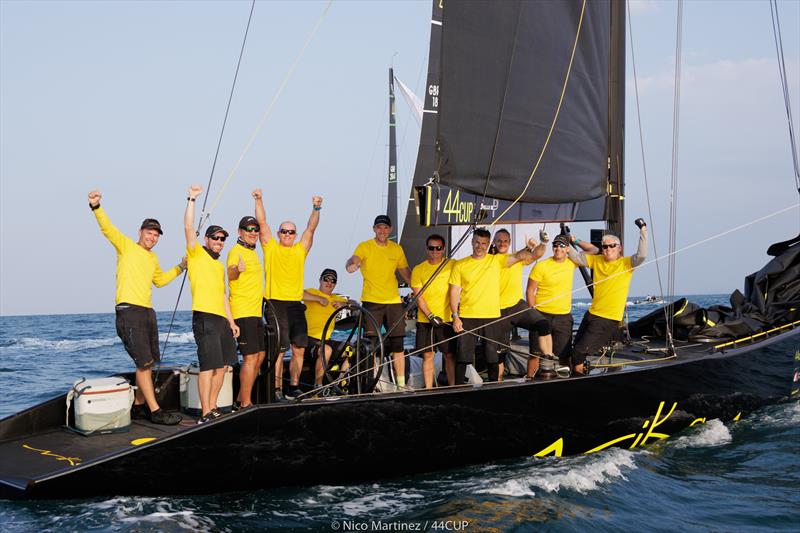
top-left (490, 0), bottom-right (587, 227)
top-left (157, 0), bottom-right (256, 371)
top-left (667, 0), bottom-right (683, 343)
top-left (202, 0), bottom-right (334, 222)
top-left (769, 0), bottom-right (800, 193)
top-left (627, 0), bottom-right (670, 341)
top-left (306, 200), bottom-right (800, 395)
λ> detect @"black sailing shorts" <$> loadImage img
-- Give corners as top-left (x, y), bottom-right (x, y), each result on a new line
top-left (192, 311), bottom-right (238, 371)
top-left (234, 316), bottom-right (266, 356)
top-left (115, 303), bottom-right (160, 369)
top-left (266, 299), bottom-right (308, 352)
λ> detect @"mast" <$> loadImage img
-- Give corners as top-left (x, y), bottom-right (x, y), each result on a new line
top-left (387, 67), bottom-right (398, 242)
top-left (607, 0), bottom-right (626, 244)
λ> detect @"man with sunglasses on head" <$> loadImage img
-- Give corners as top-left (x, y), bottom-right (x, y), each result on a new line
top-left (185, 185), bottom-right (240, 424)
top-left (227, 215), bottom-right (266, 410)
top-left (410, 234), bottom-right (456, 388)
top-left (566, 222), bottom-right (648, 375)
top-left (303, 269), bottom-right (350, 389)
top-left (346, 215), bottom-right (412, 389)
top-left (88, 190), bottom-right (185, 425)
top-left (449, 228), bottom-right (541, 384)
top-left (492, 228), bottom-right (550, 380)
top-left (253, 189), bottom-right (322, 401)
top-left (527, 234), bottom-right (578, 372)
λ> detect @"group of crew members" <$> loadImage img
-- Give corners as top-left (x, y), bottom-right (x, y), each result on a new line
top-left (88, 187), bottom-right (647, 426)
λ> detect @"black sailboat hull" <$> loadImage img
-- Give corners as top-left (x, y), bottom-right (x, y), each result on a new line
top-left (1, 328), bottom-right (797, 500)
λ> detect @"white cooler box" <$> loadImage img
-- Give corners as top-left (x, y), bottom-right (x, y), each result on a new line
top-left (180, 364), bottom-right (233, 416)
top-left (67, 377), bottom-right (134, 435)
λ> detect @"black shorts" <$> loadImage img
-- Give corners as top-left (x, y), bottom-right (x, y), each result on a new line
top-left (415, 322), bottom-right (456, 354)
top-left (362, 302), bottom-right (406, 338)
top-left (266, 299), bottom-right (308, 351)
top-left (306, 337), bottom-right (337, 360)
top-left (499, 300), bottom-right (551, 347)
top-left (530, 311), bottom-right (574, 364)
top-left (115, 303), bottom-right (160, 369)
top-left (235, 316), bottom-right (266, 356)
top-left (572, 311), bottom-right (619, 365)
top-left (192, 311), bottom-right (238, 371)
top-left (457, 317), bottom-right (502, 364)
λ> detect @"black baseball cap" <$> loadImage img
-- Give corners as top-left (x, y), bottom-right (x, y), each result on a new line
top-left (320, 268), bottom-right (338, 282)
top-left (553, 234), bottom-right (570, 246)
top-left (140, 218), bottom-right (163, 235)
top-left (205, 225), bottom-right (229, 238)
top-left (373, 215), bottom-right (392, 227)
top-left (238, 216), bottom-right (259, 229)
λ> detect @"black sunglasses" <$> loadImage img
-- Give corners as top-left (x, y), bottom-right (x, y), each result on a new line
top-left (208, 235), bottom-right (227, 242)
top-left (242, 226), bottom-right (259, 233)
top-left (601, 243), bottom-right (619, 249)
top-left (279, 229), bottom-right (296, 235)
top-left (322, 276), bottom-right (337, 283)
top-left (427, 245), bottom-right (444, 251)
top-left (552, 243), bottom-right (567, 248)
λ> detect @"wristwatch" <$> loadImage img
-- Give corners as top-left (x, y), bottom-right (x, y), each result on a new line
top-left (451, 311), bottom-right (459, 318)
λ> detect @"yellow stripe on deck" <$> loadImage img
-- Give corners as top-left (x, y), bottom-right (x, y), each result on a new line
top-left (131, 438), bottom-right (157, 446)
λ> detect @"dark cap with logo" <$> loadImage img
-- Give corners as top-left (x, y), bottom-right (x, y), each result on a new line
top-left (140, 218), bottom-right (163, 235)
top-left (238, 216), bottom-right (259, 230)
top-left (205, 225), bottom-right (229, 238)
top-left (373, 215), bottom-right (392, 227)
top-left (553, 234), bottom-right (570, 246)
top-left (320, 268), bottom-right (338, 282)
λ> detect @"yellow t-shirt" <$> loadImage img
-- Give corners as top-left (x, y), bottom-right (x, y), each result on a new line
top-left (93, 207), bottom-right (181, 308)
top-left (410, 259), bottom-right (453, 323)
top-left (353, 239), bottom-right (409, 304)
top-left (187, 242), bottom-right (227, 318)
top-left (227, 243), bottom-right (264, 319)
top-left (263, 239), bottom-right (307, 301)
top-left (529, 258), bottom-right (577, 315)
top-left (448, 254), bottom-right (508, 319)
top-left (499, 255), bottom-right (526, 309)
top-left (304, 288), bottom-right (347, 340)
top-left (586, 254), bottom-right (634, 321)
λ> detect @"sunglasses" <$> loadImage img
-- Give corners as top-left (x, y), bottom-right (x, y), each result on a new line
top-left (208, 235), bottom-right (227, 242)
top-left (242, 226), bottom-right (259, 233)
top-left (279, 229), bottom-right (296, 235)
top-left (322, 276), bottom-right (337, 283)
top-left (601, 243), bottom-right (619, 249)
top-left (552, 243), bottom-right (567, 249)
top-left (427, 245), bottom-right (444, 251)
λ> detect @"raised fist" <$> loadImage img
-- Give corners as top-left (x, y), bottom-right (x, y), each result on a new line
top-left (312, 196), bottom-right (323, 208)
top-left (88, 190), bottom-right (102, 207)
top-left (252, 189), bottom-right (263, 200)
top-left (188, 185), bottom-right (202, 200)
top-left (539, 229), bottom-right (549, 244)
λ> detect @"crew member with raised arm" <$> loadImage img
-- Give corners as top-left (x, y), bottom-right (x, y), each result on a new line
top-left (227, 215), bottom-right (265, 410)
top-left (448, 228), bottom-right (540, 384)
top-left (527, 233), bottom-right (578, 369)
top-left (185, 185), bottom-right (239, 423)
top-left (493, 228), bottom-right (551, 379)
top-left (254, 189), bottom-right (322, 401)
top-left (346, 215), bottom-right (412, 389)
top-left (89, 190), bottom-right (184, 425)
top-left (302, 268), bottom-right (350, 389)
top-left (410, 234), bottom-right (456, 388)
top-left (567, 221), bottom-right (648, 375)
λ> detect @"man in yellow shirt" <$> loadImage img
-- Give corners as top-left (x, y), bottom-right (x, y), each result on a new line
top-left (346, 215), bottom-right (412, 388)
top-left (492, 228), bottom-right (550, 379)
top-left (185, 185), bottom-right (240, 423)
top-left (410, 234), bottom-right (455, 388)
top-left (302, 268), bottom-right (350, 388)
top-left (89, 190), bottom-right (184, 425)
top-left (227, 215), bottom-right (265, 410)
top-left (527, 234), bottom-right (578, 370)
top-left (567, 223), bottom-right (648, 374)
top-left (448, 228), bottom-right (540, 384)
top-left (254, 188), bottom-right (322, 401)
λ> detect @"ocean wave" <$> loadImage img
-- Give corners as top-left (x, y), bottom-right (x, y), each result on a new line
top-left (59, 497), bottom-right (217, 532)
top-left (2, 336), bottom-right (119, 351)
top-left (476, 448), bottom-right (637, 496)
top-left (672, 419), bottom-right (732, 449)
top-left (159, 331), bottom-right (195, 344)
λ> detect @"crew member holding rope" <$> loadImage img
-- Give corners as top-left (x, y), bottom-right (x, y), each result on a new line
top-left (302, 268), bottom-right (350, 389)
top-left (567, 222), bottom-right (648, 375)
top-left (527, 233), bottom-right (578, 371)
top-left (88, 190), bottom-right (185, 425)
top-left (227, 215), bottom-right (265, 411)
top-left (492, 228), bottom-right (551, 380)
top-left (254, 189), bottom-right (322, 401)
top-left (449, 228), bottom-right (540, 384)
top-left (410, 234), bottom-right (456, 388)
top-left (185, 185), bottom-right (240, 424)
top-left (346, 215), bottom-right (412, 389)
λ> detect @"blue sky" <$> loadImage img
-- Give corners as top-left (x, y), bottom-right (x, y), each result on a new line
top-left (1, 0), bottom-right (798, 316)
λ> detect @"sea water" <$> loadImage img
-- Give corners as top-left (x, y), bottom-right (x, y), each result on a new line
top-left (1, 295), bottom-right (798, 531)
